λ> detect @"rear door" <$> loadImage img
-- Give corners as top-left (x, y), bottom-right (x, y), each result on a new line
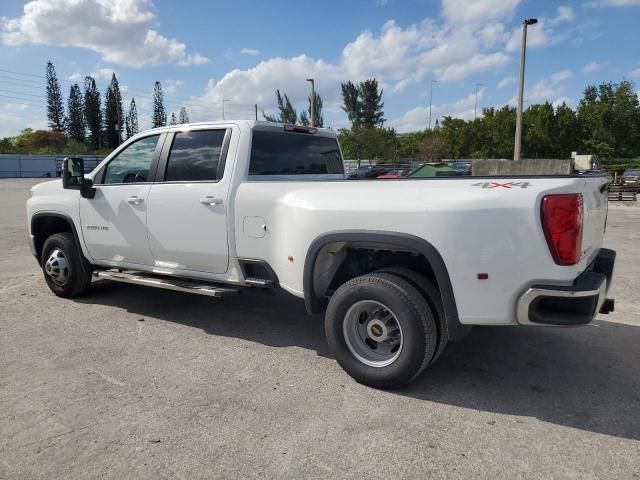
top-left (145, 128), bottom-right (232, 274)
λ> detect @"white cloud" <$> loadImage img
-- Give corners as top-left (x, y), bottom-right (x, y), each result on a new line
top-left (630, 67), bottom-right (640, 79)
top-left (390, 88), bottom-right (485, 132)
top-left (434, 52), bottom-right (509, 81)
top-left (507, 69), bottom-right (573, 105)
top-left (1, 0), bottom-right (210, 67)
top-left (549, 6), bottom-right (575, 25)
top-left (240, 48), bottom-right (260, 56)
top-left (0, 101), bottom-right (46, 137)
top-left (505, 7), bottom-right (574, 52)
top-left (189, 12), bottom-right (519, 118)
top-left (553, 96), bottom-right (574, 108)
top-left (441, 0), bottom-right (521, 24)
top-left (342, 19), bottom-right (511, 91)
top-left (163, 79), bottom-right (184, 94)
top-left (67, 67), bottom-right (116, 82)
top-left (551, 70), bottom-right (572, 83)
top-left (582, 61), bottom-right (606, 73)
top-left (497, 76), bottom-right (516, 89)
top-left (191, 55), bottom-right (345, 117)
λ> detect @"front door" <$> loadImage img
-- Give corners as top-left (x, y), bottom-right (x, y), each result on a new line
top-left (146, 128), bottom-right (231, 274)
top-left (79, 134), bottom-right (163, 266)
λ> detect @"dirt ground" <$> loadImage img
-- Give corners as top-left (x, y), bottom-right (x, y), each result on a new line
top-left (1, 178), bottom-right (639, 479)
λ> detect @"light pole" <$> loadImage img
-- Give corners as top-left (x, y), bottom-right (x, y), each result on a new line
top-left (514, 18), bottom-right (537, 161)
top-left (428, 79), bottom-right (437, 130)
top-left (222, 98), bottom-right (230, 120)
top-left (306, 78), bottom-right (315, 127)
top-left (474, 83), bottom-right (484, 120)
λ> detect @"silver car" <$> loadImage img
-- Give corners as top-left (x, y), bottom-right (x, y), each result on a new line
top-left (621, 168), bottom-right (640, 185)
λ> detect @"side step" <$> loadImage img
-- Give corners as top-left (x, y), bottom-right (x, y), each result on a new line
top-left (93, 270), bottom-right (240, 298)
top-left (244, 277), bottom-right (274, 288)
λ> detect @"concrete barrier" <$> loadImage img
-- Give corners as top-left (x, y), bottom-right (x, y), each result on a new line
top-left (472, 159), bottom-right (573, 176)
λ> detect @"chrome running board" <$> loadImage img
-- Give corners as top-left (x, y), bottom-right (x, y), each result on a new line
top-left (93, 270), bottom-right (239, 298)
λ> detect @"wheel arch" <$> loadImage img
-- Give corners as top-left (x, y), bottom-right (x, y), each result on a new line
top-left (303, 230), bottom-right (467, 341)
top-left (31, 212), bottom-right (85, 262)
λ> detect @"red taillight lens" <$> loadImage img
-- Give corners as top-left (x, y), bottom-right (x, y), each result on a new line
top-left (541, 194), bottom-right (583, 265)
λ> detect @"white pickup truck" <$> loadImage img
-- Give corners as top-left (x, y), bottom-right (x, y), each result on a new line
top-left (27, 121), bottom-right (616, 388)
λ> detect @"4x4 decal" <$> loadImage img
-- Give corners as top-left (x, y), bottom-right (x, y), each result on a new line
top-left (472, 181), bottom-right (531, 189)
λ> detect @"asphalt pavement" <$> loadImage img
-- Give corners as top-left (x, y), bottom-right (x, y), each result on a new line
top-left (1, 178), bottom-right (639, 479)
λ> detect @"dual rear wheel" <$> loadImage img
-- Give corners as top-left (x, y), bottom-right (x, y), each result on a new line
top-left (325, 271), bottom-right (445, 389)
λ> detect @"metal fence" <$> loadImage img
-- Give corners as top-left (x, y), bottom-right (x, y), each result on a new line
top-left (343, 159), bottom-right (422, 175)
top-left (0, 154), bottom-right (105, 178)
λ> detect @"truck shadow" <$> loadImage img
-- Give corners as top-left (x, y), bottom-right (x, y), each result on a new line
top-left (77, 281), bottom-right (640, 442)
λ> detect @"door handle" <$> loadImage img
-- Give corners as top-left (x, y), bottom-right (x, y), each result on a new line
top-left (200, 196), bottom-right (223, 205)
top-left (127, 196), bottom-right (144, 205)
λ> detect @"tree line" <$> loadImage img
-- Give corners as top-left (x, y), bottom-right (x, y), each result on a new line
top-left (0, 61), bottom-right (189, 154)
top-left (1, 60), bottom-right (639, 163)
top-left (336, 78), bottom-right (640, 162)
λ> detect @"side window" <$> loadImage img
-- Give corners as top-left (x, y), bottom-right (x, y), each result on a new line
top-left (102, 135), bottom-right (160, 184)
top-left (165, 130), bottom-right (227, 182)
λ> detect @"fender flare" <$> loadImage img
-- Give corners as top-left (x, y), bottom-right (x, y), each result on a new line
top-left (303, 230), bottom-right (467, 341)
top-left (31, 211), bottom-right (89, 262)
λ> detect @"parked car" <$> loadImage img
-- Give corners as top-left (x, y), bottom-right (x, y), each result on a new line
top-left (620, 168), bottom-right (640, 185)
top-left (377, 169), bottom-right (407, 179)
top-left (449, 161), bottom-right (472, 176)
top-left (27, 120), bottom-right (615, 389)
top-left (349, 165), bottom-right (390, 179)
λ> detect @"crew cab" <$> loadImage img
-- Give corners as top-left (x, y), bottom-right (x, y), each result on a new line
top-left (27, 121), bottom-right (616, 388)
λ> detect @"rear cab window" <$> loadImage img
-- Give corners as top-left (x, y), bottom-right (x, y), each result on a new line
top-left (249, 128), bottom-right (344, 178)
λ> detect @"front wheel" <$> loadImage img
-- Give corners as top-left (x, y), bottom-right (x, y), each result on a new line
top-left (41, 232), bottom-right (92, 298)
top-left (325, 272), bottom-right (438, 389)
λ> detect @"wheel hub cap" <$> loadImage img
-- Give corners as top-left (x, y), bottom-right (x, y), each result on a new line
top-left (367, 319), bottom-right (388, 342)
top-left (45, 249), bottom-right (69, 286)
top-left (343, 300), bottom-right (403, 368)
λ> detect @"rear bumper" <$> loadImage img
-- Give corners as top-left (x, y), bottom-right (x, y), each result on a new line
top-left (517, 248), bottom-right (616, 326)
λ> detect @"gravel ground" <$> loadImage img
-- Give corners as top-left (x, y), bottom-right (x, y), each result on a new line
top-left (1, 178), bottom-right (639, 479)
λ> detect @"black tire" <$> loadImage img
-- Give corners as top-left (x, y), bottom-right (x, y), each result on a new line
top-left (325, 272), bottom-right (437, 389)
top-left (41, 232), bottom-right (92, 298)
top-left (376, 267), bottom-right (449, 364)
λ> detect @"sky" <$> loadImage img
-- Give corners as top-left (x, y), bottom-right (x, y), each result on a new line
top-left (0, 0), bottom-right (639, 138)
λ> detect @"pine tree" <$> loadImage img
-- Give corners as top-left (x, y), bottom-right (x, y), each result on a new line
top-left (125, 98), bottom-right (139, 139)
top-left (341, 81), bottom-right (362, 128)
top-left (83, 76), bottom-right (102, 149)
top-left (103, 73), bottom-right (124, 148)
top-left (46, 61), bottom-right (65, 132)
top-left (66, 84), bottom-right (85, 142)
top-left (301, 91), bottom-right (324, 127)
top-left (169, 112), bottom-right (177, 125)
top-left (152, 81), bottom-right (167, 128)
top-left (263, 90), bottom-right (297, 124)
top-left (178, 106), bottom-right (190, 124)
top-left (312, 91), bottom-right (324, 127)
top-left (359, 79), bottom-right (385, 127)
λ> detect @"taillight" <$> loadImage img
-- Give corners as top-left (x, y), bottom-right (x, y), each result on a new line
top-left (541, 194), bottom-right (583, 265)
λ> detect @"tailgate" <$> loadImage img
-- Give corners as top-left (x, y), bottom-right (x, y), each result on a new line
top-left (578, 176), bottom-right (610, 269)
